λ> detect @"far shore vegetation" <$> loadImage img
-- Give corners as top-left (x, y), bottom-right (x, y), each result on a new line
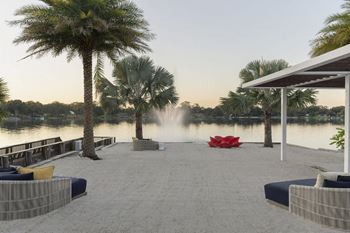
top-left (1, 99), bottom-right (345, 125)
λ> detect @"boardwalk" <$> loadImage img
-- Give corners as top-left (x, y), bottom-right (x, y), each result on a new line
top-left (0, 142), bottom-right (344, 233)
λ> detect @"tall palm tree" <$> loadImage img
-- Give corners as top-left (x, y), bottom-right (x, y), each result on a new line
top-left (11, 0), bottom-right (153, 160)
top-left (95, 55), bottom-right (178, 139)
top-left (311, 0), bottom-right (350, 56)
top-left (0, 78), bottom-right (9, 121)
top-left (221, 59), bottom-right (318, 147)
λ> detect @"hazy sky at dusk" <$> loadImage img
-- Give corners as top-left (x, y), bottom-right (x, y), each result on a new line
top-left (0, 0), bottom-right (346, 107)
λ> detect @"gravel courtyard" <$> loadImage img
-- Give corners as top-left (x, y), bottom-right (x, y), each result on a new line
top-left (0, 142), bottom-right (344, 233)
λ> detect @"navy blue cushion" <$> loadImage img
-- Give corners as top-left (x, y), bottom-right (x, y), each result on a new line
top-left (324, 179), bottom-right (350, 188)
top-left (71, 177), bottom-right (87, 198)
top-left (264, 179), bottom-right (316, 207)
top-left (0, 171), bottom-right (17, 176)
top-left (54, 176), bottom-right (87, 198)
top-left (0, 167), bottom-right (17, 173)
top-left (337, 176), bottom-right (350, 182)
top-left (0, 172), bottom-right (34, 181)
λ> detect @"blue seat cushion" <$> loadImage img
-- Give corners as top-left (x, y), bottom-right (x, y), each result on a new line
top-left (264, 179), bottom-right (316, 207)
top-left (0, 172), bottom-right (34, 181)
top-left (54, 176), bottom-right (87, 198)
top-left (71, 177), bottom-right (87, 198)
top-left (0, 171), bottom-right (18, 176)
top-left (337, 175), bottom-right (350, 182)
top-left (324, 179), bottom-right (350, 188)
top-left (0, 167), bottom-right (17, 173)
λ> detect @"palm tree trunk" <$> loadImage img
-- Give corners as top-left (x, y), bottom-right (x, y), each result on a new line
top-left (135, 111), bottom-right (143, 139)
top-left (82, 49), bottom-right (100, 160)
top-left (264, 110), bottom-right (273, 148)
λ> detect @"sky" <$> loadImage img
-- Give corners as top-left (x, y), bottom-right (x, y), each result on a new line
top-left (0, 0), bottom-right (346, 107)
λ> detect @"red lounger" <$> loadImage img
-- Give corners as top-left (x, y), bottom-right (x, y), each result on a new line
top-left (208, 136), bottom-right (241, 148)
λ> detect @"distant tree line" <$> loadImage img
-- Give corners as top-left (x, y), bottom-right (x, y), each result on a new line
top-left (2, 99), bottom-right (345, 122)
top-left (180, 101), bottom-right (345, 122)
top-left (287, 105), bottom-right (344, 118)
top-left (229, 104), bottom-right (344, 119)
top-left (3, 100), bottom-right (133, 119)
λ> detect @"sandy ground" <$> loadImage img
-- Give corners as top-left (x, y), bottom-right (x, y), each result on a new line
top-left (0, 142), bottom-right (344, 233)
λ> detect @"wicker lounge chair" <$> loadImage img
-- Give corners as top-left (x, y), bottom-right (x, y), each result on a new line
top-left (264, 175), bottom-right (350, 231)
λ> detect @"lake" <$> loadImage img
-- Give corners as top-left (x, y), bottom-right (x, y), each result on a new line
top-left (0, 120), bottom-right (343, 150)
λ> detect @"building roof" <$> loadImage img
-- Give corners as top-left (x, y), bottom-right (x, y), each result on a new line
top-left (242, 44), bottom-right (350, 89)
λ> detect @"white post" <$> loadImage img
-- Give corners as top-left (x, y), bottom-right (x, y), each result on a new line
top-left (281, 88), bottom-right (287, 161)
top-left (344, 76), bottom-right (350, 172)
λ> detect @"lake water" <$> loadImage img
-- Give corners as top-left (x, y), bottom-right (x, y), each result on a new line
top-left (0, 120), bottom-right (343, 150)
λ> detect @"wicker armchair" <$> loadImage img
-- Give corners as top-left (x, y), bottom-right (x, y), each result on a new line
top-left (0, 178), bottom-right (71, 220)
top-left (289, 185), bottom-right (350, 231)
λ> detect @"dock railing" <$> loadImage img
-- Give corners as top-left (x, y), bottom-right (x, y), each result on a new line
top-left (0, 136), bottom-right (116, 168)
top-left (0, 137), bottom-right (62, 156)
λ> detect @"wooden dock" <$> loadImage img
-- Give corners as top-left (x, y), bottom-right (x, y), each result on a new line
top-left (0, 136), bottom-right (115, 167)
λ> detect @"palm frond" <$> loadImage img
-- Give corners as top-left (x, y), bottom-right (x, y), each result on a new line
top-left (220, 91), bottom-right (254, 115)
top-left (223, 59), bottom-right (317, 115)
top-left (10, 0), bottom-right (154, 62)
top-left (311, 2), bottom-right (350, 56)
top-left (287, 89), bottom-right (318, 110)
top-left (96, 55), bottom-right (178, 114)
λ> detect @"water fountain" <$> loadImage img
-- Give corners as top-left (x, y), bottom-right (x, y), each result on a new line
top-left (152, 105), bottom-right (189, 143)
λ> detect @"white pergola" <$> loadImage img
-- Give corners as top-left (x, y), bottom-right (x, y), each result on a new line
top-left (242, 44), bottom-right (350, 172)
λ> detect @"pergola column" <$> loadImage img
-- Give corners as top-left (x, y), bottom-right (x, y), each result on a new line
top-left (345, 76), bottom-right (350, 172)
top-left (281, 88), bottom-right (287, 161)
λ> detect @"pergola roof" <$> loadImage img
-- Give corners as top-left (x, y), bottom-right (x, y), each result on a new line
top-left (241, 43), bottom-right (350, 172)
top-left (242, 44), bottom-right (350, 89)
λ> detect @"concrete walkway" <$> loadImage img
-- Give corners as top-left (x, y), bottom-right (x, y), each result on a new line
top-left (0, 143), bottom-right (344, 233)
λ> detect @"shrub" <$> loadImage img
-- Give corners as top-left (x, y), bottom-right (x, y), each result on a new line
top-left (330, 128), bottom-right (345, 150)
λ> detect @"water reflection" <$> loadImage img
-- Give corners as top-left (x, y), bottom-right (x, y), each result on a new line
top-left (0, 118), bottom-right (343, 150)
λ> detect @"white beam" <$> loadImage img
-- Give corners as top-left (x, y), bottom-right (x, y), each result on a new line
top-left (290, 75), bottom-right (343, 88)
top-left (247, 86), bottom-right (343, 90)
top-left (296, 71), bottom-right (350, 76)
top-left (281, 88), bottom-right (287, 161)
top-left (345, 76), bottom-right (350, 172)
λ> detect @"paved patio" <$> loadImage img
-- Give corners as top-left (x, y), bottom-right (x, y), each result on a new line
top-left (0, 142), bottom-right (344, 233)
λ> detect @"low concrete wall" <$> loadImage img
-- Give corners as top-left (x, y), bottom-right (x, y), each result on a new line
top-left (132, 138), bottom-right (159, 151)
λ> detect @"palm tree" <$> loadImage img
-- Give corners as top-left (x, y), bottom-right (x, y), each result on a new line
top-left (221, 59), bottom-right (318, 147)
top-left (95, 55), bottom-right (178, 139)
top-left (310, 0), bottom-right (350, 56)
top-left (11, 0), bottom-right (153, 160)
top-left (0, 78), bottom-right (9, 121)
